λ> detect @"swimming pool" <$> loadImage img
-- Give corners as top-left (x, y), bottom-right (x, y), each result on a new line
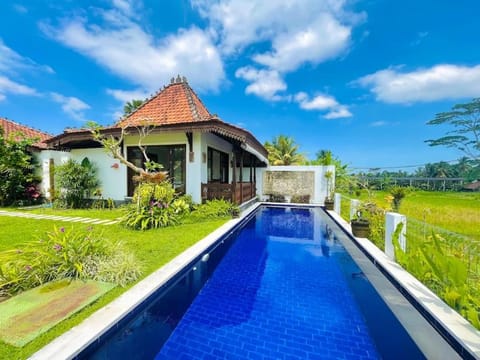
top-left (80, 206), bottom-right (437, 359)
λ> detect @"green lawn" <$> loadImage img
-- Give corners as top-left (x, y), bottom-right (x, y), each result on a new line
top-left (9, 207), bottom-right (125, 220)
top-left (0, 214), bottom-right (229, 359)
top-left (343, 190), bottom-right (480, 241)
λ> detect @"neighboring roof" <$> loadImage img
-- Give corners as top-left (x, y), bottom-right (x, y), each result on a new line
top-left (0, 117), bottom-right (51, 149)
top-left (46, 76), bottom-right (268, 162)
top-left (117, 75), bottom-right (211, 128)
top-left (464, 180), bottom-right (480, 190)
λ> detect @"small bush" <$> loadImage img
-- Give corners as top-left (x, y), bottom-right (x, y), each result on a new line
top-left (0, 226), bottom-right (141, 297)
top-left (0, 126), bottom-right (42, 206)
top-left (190, 199), bottom-right (238, 220)
top-left (121, 203), bottom-right (181, 230)
top-left (55, 158), bottom-right (99, 208)
top-left (121, 181), bottom-right (187, 230)
top-left (389, 186), bottom-right (408, 211)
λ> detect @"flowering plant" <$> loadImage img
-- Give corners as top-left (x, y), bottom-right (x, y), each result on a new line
top-left (0, 225), bottom-right (140, 297)
top-left (121, 181), bottom-right (190, 230)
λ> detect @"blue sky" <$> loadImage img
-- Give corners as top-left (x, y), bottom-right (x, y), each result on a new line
top-left (1, 0), bottom-right (479, 171)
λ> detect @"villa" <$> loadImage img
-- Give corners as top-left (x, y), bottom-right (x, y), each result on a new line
top-left (38, 76), bottom-right (269, 205)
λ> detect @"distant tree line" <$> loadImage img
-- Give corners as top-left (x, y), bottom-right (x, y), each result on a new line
top-left (263, 134), bottom-right (479, 193)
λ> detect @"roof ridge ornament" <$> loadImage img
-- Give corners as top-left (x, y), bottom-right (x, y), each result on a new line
top-left (184, 82), bottom-right (201, 121)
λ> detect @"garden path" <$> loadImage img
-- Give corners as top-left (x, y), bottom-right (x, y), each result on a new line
top-left (0, 210), bottom-right (119, 225)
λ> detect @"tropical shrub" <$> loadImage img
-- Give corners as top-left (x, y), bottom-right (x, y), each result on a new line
top-left (54, 158), bottom-right (99, 208)
top-left (355, 201), bottom-right (385, 250)
top-left (0, 126), bottom-right (42, 206)
top-left (389, 186), bottom-right (408, 211)
top-left (393, 226), bottom-right (480, 329)
top-left (190, 199), bottom-right (239, 220)
top-left (0, 226), bottom-right (141, 297)
top-left (91, 189), bottom-right (116, 210)
top-left (121, 181), bottom-right (189, 230)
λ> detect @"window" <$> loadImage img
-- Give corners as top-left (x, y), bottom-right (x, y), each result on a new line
top-left (127, 145), bottom-right (186, 196)
top-left (208, 147), bottom-right (229, 183)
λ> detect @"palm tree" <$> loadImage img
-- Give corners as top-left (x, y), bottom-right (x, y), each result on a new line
top-left (264, 135), bottom-right (306, 165)
top-left (454, 157), bottom-right (472, 177)
top-left (313, 150), bottom-right (333, 165)
top-left (123, 99), bottom-right (144, 116)
top-left (433, 162), bottom-right (452, 178)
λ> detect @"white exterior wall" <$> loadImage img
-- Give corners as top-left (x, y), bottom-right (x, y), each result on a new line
top-left (256, 167), bottom-right (265, 200)
top-left (189, 132), bottom-right (203, 203)
top-left (70, 148), bottom-right (127, 201)
top-left (36, 150), bottom-right (71, 199)
top-left (36, 131), bottom-right (263, 203)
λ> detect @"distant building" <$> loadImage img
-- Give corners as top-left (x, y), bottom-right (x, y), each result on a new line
top-left (463, 180), bottom-right (480, 191)
top-left (0, 117), bottom-right (51, 149)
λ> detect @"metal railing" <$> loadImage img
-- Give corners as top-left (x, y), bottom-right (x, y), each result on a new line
top-left (406, 217), bottom-right (480, 281)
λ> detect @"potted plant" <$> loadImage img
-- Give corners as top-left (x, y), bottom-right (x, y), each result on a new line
top-left (324, 170), bottom-right (335, 210)
top-left (350, 206), bottom-right (371, 238)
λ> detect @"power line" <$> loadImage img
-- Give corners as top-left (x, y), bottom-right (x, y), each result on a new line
top-left (350, 159), bottom-right (460, 170)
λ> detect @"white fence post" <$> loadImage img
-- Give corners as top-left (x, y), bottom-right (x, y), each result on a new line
top-left (385, 212), bottom-right (407, 260)
top-left (350, 199), bottom-right (360, 220)
top-left (334, 193), bottom-right (341, 214)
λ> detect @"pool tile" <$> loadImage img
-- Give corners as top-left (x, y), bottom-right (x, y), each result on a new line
top-left (156, 209), bottom-right (380, 359)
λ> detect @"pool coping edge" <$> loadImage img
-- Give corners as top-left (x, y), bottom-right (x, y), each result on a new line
top-left (326, 209), bottom-right (480, 359)
top-left (28, 202), bottom-right (262, 360)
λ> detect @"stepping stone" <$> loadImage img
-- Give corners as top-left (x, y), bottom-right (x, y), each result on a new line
top-left (81, 219), bottom-right (101, 224)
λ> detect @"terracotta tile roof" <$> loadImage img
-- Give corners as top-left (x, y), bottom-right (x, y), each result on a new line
top-left (117, 77), bottom-right (212, 128)
top-left (45, 76), bottom-right (268, 161)
top-left (0, 117), bottom-right (51, 149)
top-left (464, 180), bottom-right (480, 190)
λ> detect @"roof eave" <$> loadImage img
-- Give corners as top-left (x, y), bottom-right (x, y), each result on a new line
top-left (44, 121), bottom-right (268, 162)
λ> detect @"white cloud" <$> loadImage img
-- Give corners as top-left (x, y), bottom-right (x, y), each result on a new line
top-left (0, 39), bottom-right (54, 74)
top-left (253, 14), bottom-right (351, 72)
top-left (355, 64), bottom-right (480, 103)
top-left (40, 8), bottom-right (225, 93)
top-left (235, 67), bottom-right (287, 101)
top-left (0, 75), bottom-right (38, 99)
top-left (411, 31), bottom-right (428, 46)
top-left (111, 0), bottom-right (137, 17)
top-left (193, 0), bottom-right (363, 102)
top-left (294, 92), bottom-right (352, 119)
top-left (0, 39), bottom-right (54, 101)
top-left (369, 121), bottom-right (387, 127)
top-left (106, 87), bottom-right (151, 120)
top-left (13, 4), bottom-right (28, 14)
top-left (324, 106), bottom-right (352, 119)
top-left (192, 0), bottom-right (361, 56)
top-left (50, 92), bottom-right (90, 121)
top-left (106, 88), bottom-right (150, 103)
top-left (295, 92), bottom-right (338, 110)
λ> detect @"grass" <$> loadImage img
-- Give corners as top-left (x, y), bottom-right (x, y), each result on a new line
top-left (342, 190), bottom-right (480, 241)
top-left (0, 212), bottom-right (229, 359)
top-left (10, 207), bottom-right (125, 220)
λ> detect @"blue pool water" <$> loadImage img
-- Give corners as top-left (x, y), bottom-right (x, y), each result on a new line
top-left (85, 206), bottom-right (424, 359)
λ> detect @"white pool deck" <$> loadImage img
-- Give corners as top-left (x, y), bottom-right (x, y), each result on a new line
top-left (29, 203), bottom-right (480, 360)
